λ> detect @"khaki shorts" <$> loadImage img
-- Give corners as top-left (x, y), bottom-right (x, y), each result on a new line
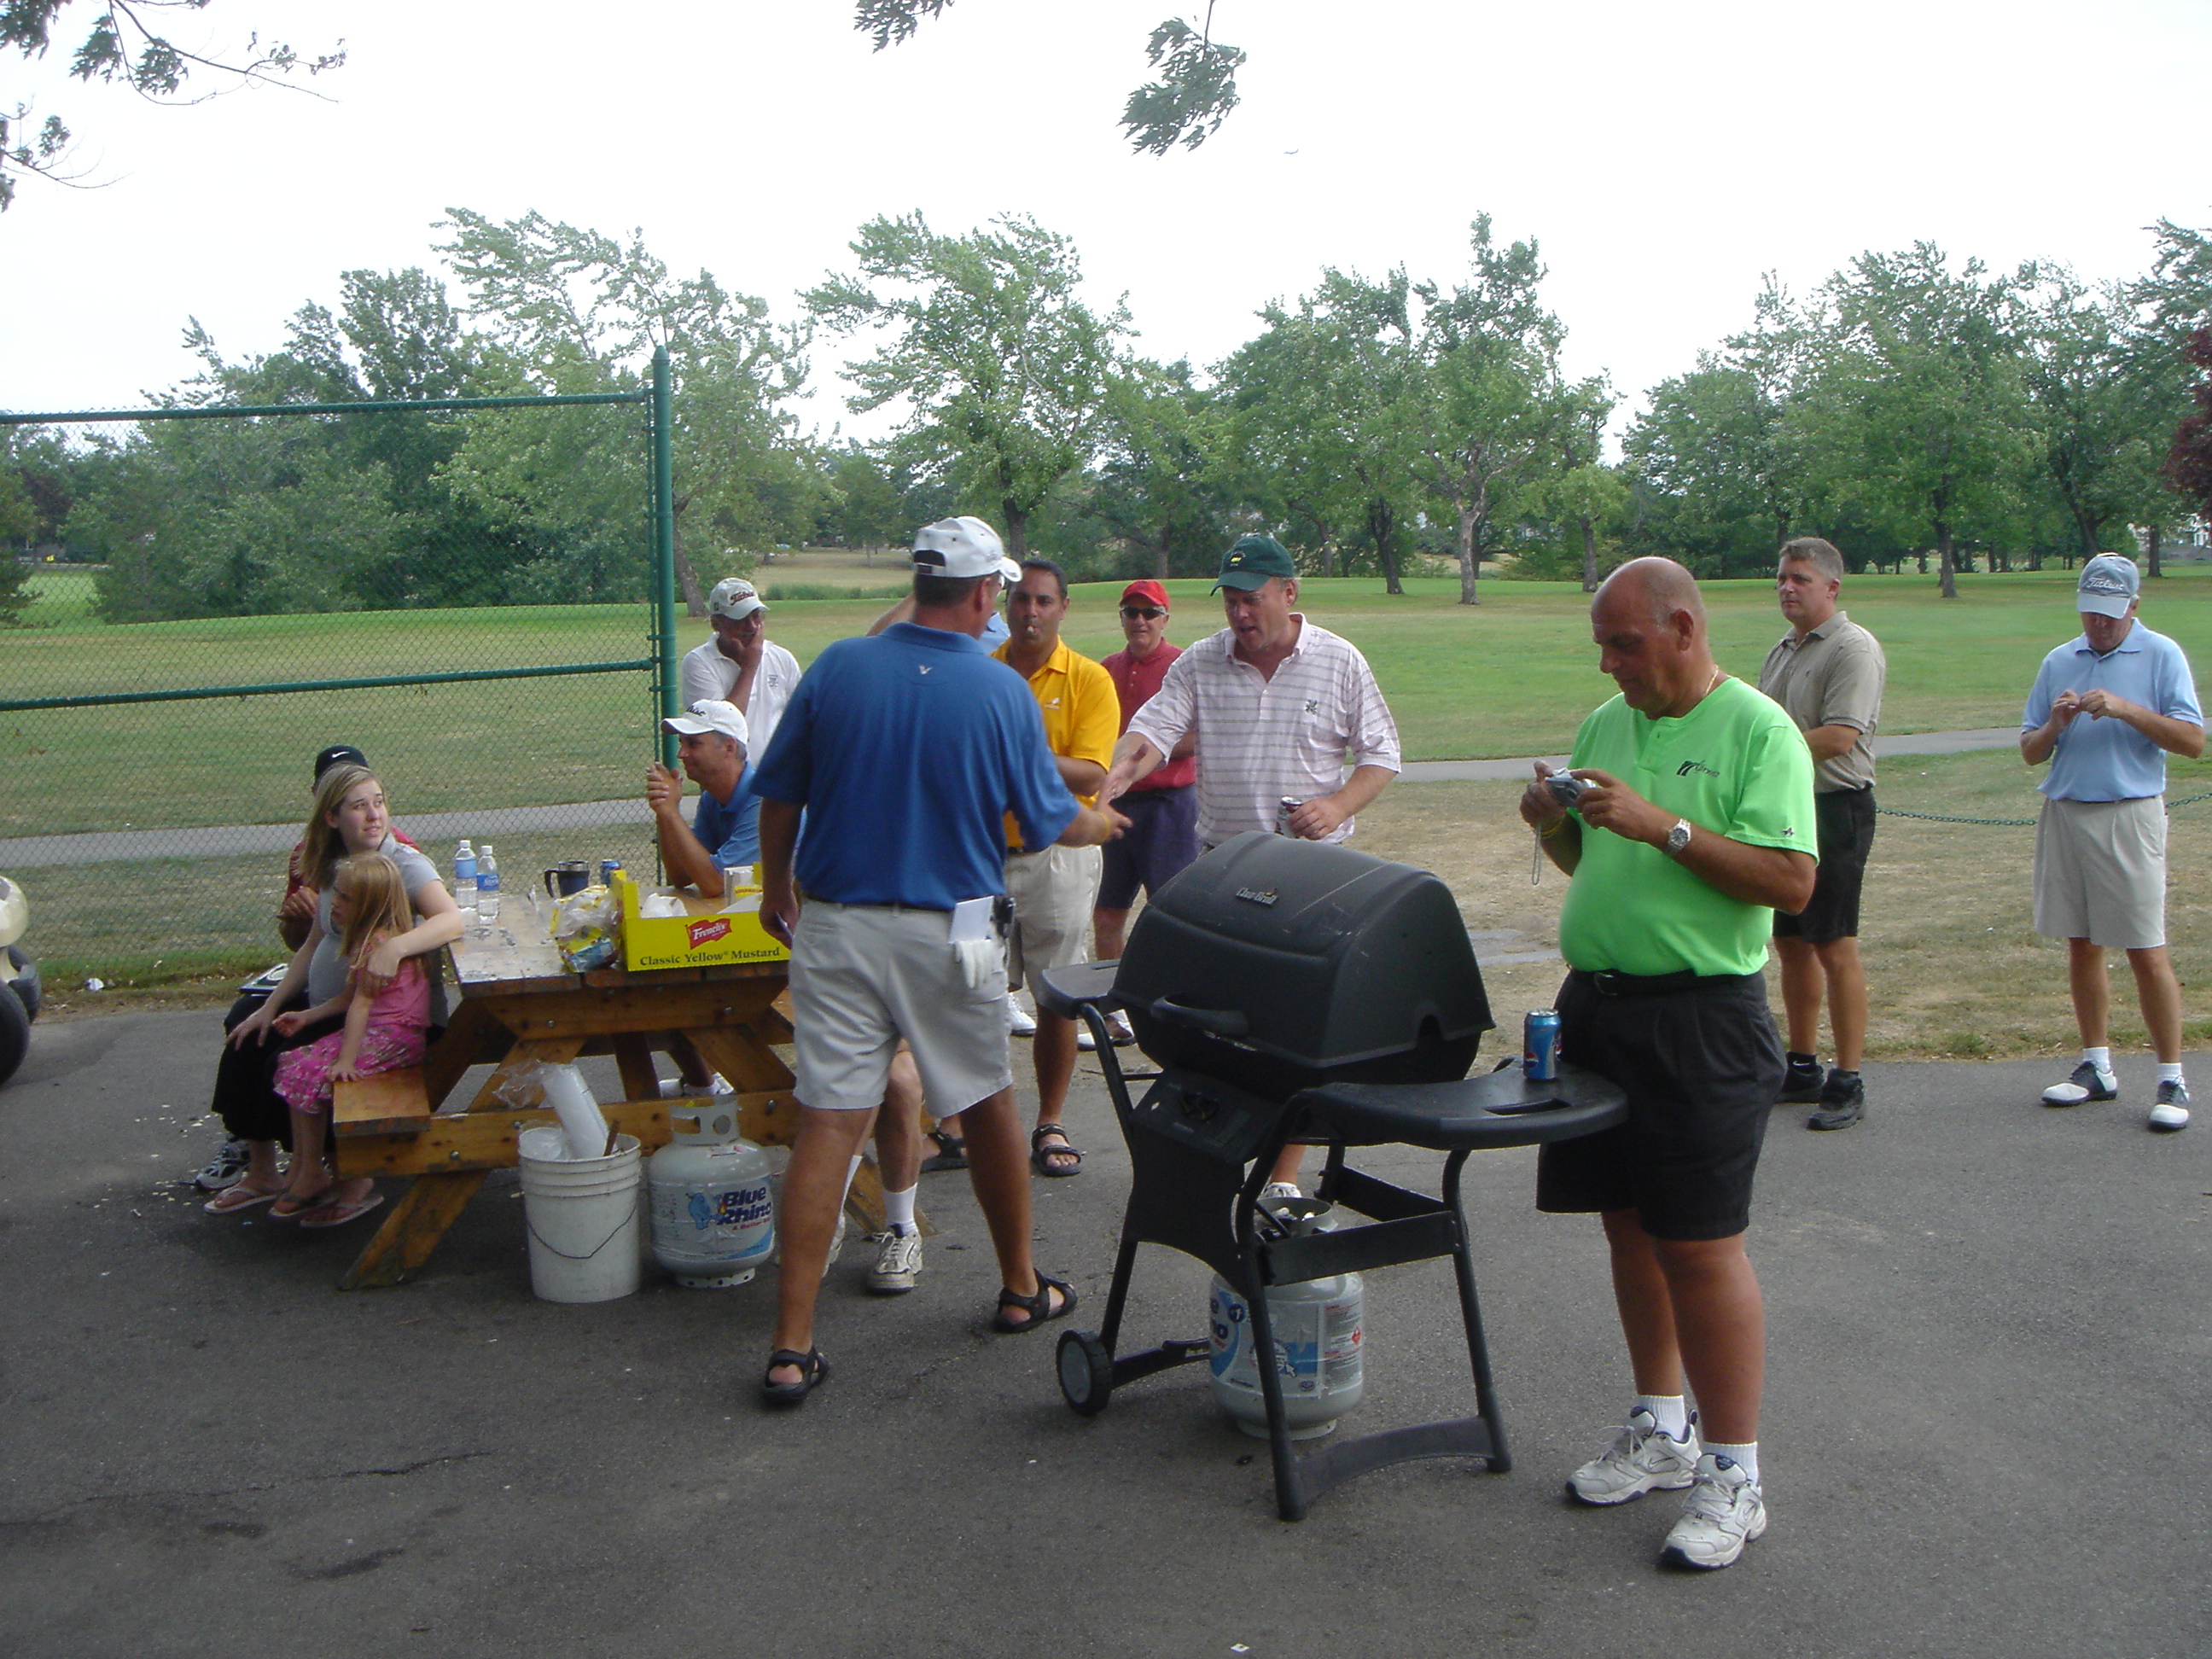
top-left (2033, 795), bottom-right (2168, 950)
top-left (1004, 843), bottom-right (1102, 992)
top-left (789, 900), bottom-right (1010, 1114)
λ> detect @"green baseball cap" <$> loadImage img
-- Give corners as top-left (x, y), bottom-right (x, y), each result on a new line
top-left (1213, 533), bottom-right (1295, 591)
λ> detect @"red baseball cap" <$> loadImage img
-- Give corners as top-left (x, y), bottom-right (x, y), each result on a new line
top-left (1120, 579), bottom-right (1170, 608)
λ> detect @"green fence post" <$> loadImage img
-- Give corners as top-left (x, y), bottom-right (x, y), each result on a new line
top-left (651, 345), bottom-right (678, 767)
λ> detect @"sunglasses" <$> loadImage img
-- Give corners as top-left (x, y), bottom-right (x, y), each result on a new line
top-left (1120, 606), bottom-right (1167, 620)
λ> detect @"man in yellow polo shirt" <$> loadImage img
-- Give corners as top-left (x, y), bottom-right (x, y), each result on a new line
top-left (992, 557), bottom-right (1120, 1176)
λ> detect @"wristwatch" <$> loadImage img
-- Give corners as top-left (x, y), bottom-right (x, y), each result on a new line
top-left (1664, 818), bottom-right (1693, 858)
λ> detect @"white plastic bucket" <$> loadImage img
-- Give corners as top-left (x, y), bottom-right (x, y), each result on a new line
top-left (518, 1126), bottom-right (643, 1303)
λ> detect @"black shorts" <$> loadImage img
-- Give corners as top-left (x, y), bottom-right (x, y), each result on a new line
top-left (1773, 787), bottom-right (1876, 946)
top-left (1535, 969), bottom-right (1783, 1241)
top-left (1097, 785), bottom-right (1200, 910)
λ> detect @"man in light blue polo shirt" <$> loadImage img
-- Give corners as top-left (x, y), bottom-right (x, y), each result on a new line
top-left (647, 698), bottom-right (760, 894)
top-left (2022, 553), bottom-right (2204, 1131)
top-left (748, 515), bottom-right (1126, 1406)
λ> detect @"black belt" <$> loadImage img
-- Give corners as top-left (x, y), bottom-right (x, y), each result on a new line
top-left (1572, 968), bottom-right (1755, 998)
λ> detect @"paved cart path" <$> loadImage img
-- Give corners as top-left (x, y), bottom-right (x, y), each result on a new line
top-left (0, 728), bottom-right (2025, 869)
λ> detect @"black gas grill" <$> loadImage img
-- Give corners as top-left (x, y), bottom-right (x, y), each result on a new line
top-left (1039, 833), bottom-right (1626, 1522)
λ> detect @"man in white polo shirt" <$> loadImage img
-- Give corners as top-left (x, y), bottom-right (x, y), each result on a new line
top-left (2022, 552), bottom-right (2204, 1132)
top-left (1098, 533), bottom-right (1402, 1192)
top-left (1099, 534), bottom-right (1401, 850)
top-left (679, 577), bottom-right (803, 754)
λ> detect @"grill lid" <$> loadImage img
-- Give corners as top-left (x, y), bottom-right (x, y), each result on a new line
top-left (1115, 833), bottom-right (1492, 1093)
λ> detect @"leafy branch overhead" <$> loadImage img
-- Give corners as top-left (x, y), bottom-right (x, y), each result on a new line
top-left (851, 1), bottom-right (1243, 155)
top-left (1, 0), bottom-right (345, 209)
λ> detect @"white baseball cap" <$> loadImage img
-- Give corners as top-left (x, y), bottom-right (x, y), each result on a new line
top-left (707, 577), bottom-right (766, 622)
top-left (911, 516), bottom-right (1007, 579)
top-left (662, 699), bottom-right (749, 746)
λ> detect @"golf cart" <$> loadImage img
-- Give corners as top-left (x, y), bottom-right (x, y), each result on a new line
top-left (0, 876), bottom-right (39, 1086)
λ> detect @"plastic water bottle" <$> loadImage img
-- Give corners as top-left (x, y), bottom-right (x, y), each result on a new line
top-left (452, 840), bottom-right (478, 914)
top-left (477, 842), bottom-right (501, 924)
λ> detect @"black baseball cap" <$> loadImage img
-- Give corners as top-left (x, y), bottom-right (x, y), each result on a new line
top-left (313, 744), bottom-right (369, 782)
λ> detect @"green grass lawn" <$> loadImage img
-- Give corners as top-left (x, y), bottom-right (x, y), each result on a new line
top-left (15, 559), bottom-right (2212, 1016)
top-left (12, 563), bottom-right (2212, 840)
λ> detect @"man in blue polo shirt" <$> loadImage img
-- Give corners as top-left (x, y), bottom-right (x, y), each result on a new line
top-left (647, 698), bottom-right (759, 894)
top-left (749, 515), bottom-right (1126, 1406)
top-left (2023, 553), bottom-right (2204, 1132)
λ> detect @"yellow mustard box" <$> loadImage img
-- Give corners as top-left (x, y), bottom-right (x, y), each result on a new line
top-left (613, 870), bottom-right (789, 972)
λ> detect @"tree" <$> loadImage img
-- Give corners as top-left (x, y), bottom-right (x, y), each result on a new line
top-left (2011, 265), bottom-right (2170, 568)
top-left (806, 211), bottom-right (1129, 556)
top-left (2165, 329), bottom-right (2212, 523)
top-left (2136, 219), bottom-right (2212, 554)
top-left (1801, 245), bottom-right (2034, 599)
top-left (853, 1), bottom-right (1243, 156)
top-left (438, 207), bottom-right (817, 609)
top-left (3, 0), bottom-right (343, 210)
top-left (1313, 218), bottom-right (1586, 605)
top-left (1219, 300), bottom-right (1420, 590)
top-left (1090, 357), bottom-right (1237, 580)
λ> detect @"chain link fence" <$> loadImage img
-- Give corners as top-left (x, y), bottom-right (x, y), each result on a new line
top-left (3, 370), bottom-right (684, 992)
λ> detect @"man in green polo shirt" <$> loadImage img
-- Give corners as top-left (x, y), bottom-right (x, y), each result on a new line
top-left (1521, 556), bottom-right (1816, 1571)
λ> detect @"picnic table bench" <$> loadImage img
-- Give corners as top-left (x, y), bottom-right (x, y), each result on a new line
top-left (328, 904), bottom-right (890, 1289)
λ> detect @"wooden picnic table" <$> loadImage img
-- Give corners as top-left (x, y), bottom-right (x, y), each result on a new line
top-left (330, 902), bottom-right (887, 1289)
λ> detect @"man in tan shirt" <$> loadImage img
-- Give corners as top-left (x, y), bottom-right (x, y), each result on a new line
top-left (1757, 537), bottom-right (1887, 1130)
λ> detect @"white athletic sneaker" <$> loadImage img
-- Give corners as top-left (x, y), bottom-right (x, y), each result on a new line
top-left (2150, 1079), bottom-right (2190, 1132)
top-left (865, 1228), bottom-right (923, 1294)
top-left (1567, 1408), bottom-right (1702, 1505)
top-left (1259, 1181), bottom-right (1304, 1203)
top-left (1005, 993), bottom-right (1037, 1036)
top-left (2042, 1061), bottom-right (2117, 1107)
top-left (1662, 1453), bottom-right (1767, 1569)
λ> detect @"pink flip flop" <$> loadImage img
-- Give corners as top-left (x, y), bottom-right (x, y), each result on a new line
top-left (298, 1193), bottom-right (386, 1230)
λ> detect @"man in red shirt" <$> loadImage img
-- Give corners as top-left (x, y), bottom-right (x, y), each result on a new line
top-left (1091, 580), bottom-right (1200, 1043)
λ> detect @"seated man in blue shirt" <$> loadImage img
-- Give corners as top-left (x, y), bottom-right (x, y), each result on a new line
top-left (649, 698), bottom-right (760, 896)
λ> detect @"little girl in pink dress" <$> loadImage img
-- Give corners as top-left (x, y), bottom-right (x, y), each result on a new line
top-left (270, 854), bottom-right (432, 1223)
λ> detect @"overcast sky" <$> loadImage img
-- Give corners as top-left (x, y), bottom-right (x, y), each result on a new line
top-left (5, 0), bottom-right (2209, 442)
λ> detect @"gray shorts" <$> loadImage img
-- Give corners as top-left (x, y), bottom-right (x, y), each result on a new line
top-left (789, 901), bottom-right (1011, 1114)
top-left (2033, 795), bottom-right (2168, 950)
top-left (1004, 843), bottom-right (1102, 992)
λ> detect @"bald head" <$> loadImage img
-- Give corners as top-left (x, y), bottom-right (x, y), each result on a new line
top-left (1596, 556), bottom-right (1707, 635)
top-left (1589, 557), bottom-right (1720, 719)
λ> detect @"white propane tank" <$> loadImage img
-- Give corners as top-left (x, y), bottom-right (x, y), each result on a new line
top-left (1208, 1196), bottom-right (1365, 1440)
top-left (647, 1102), bottom-right (775, 1287)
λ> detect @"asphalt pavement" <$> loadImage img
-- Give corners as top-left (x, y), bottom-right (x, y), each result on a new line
top-left (2, 1006), bottom-right (2206, 1657)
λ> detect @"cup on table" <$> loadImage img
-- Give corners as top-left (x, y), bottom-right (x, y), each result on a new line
top-left (544, 861), bottom-right (592, 899)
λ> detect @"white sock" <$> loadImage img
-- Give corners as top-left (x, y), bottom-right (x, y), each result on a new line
top-left (882, 1183), bottom-right (917, 1235)
top-left (2083, 1046), bottom-right (2114, 1079)
top-left (1635, 1394), bottom-right (1690, 1441)
top-left (841, 1155), bottom-right (863, 1203)
top-left (1705, 1440), bottom-right (1759, 1484)
top-left (2158, 1062), bottom-right (2185, 1086)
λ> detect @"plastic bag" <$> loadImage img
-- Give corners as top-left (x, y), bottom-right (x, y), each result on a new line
top-left (550, 883), bottom-right (620, 971)
top-left (494, 1059), bottom-right (610, 1160)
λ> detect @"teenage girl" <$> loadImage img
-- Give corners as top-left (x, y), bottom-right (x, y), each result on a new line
top-left (266, 854), bottom-right (434, 1225)
top-left (206, 764), bottom-right (462, 1220)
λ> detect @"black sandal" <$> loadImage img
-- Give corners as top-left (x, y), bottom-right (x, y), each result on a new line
top-left (1029, 1123), bottom-right (1083, 1178)
top-left (760, 1347), bottom-right (830, 1407)
top-left (920, 1127), bottom-right (968, 1172)
top-left (992, 1272), bottom-right (1077, 1334)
